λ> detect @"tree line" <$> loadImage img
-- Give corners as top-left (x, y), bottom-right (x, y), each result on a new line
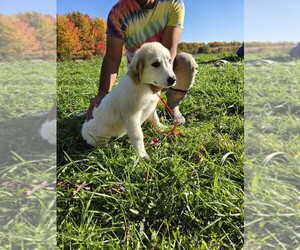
top-left (57, 12), bottom-right (107, 60)
top-left (178, 41), bottom-right (242, 54)
top-left (2, 11), bottom-right (296, 61)
top-left (0, 11), bottom-right (242, 61)
top-left (9, 11), bottom-right (289, 61)
top-left (56, 12), bottom-right (243, 60)
top-left (0, 12), bottom-right (56, 60)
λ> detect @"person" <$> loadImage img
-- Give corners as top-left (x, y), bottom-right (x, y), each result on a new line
top-left (86, 0), bottom-right (197, 124)
top-left (237, 42), bottom-right (244, 59)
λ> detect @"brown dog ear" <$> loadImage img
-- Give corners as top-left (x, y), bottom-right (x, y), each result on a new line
top-left (128, 57), bottom-right (144, 84)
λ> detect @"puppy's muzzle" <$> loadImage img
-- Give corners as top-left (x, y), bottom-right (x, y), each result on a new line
top-left (167, 76), bottom-right (176, 86)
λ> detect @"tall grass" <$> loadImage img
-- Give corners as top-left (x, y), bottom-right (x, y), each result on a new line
top-left (244, 52), bottom-right (300, 248)
top-left (0, 61), bottom-right (56, 249)
top-left (57, 52), bottom-right (244, 249)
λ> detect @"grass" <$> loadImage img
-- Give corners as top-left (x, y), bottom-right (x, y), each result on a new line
top-left (2, 49), bottom-right (298, 248)
top-left (244, 51), bottom-right (300, 248)
top-left (0, 60), bottom-right (56, 249)
top-left (57, 52), bottom-right (244, 249)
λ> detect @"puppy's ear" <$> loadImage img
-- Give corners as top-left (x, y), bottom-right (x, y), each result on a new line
top-left (128, 57), bottom-right (144, 84)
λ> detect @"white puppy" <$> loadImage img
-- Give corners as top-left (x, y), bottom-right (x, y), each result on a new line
top-left (82, 42), bottom-right (176, 159)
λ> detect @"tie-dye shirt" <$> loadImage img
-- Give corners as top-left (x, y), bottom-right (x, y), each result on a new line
top-left (106, 0), bottom-right (185, 62)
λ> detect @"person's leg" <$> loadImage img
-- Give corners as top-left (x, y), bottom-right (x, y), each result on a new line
top-left (166, 52), bottom-right (198, 124)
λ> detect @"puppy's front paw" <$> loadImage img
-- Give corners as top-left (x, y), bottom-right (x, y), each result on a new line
top-left (138, 151), bottom-right (150, 161)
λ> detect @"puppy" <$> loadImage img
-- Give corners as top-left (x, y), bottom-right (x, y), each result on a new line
top-left (82, 42), bottom-right (176, 159)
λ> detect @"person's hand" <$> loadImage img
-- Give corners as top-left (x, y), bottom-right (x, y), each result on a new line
top-left (86, 93), bottom-right (107, 121)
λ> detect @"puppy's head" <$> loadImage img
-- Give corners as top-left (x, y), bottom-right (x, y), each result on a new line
top-left (128, 42), bottom-right (176, 88)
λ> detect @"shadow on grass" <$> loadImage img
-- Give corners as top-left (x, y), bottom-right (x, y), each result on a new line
top-left (57, 114), bottom-right (88, 165)
top-left (0, 114), bottom-right (55, 167)
top-left (0, 114), bottom-right (56, 249)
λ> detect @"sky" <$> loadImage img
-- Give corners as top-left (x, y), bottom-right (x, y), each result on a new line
top-left (245, 0), bottom-right (300, 42)
top-left (1, 0), bottom-right (299, 43)
top-left (0, 0), bottom-right (56, 16)
top-left (56, 0), bottom-right (244, 43)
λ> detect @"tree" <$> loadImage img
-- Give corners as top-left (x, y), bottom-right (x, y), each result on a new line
top-left (178, 42), bottom-right (188, 53)
top-left (197, 44), bottom-right (211, 54)
top-left (0, 14), bottom-right (39, 60)
top-left (56, 12), bottom-right (108, 59)
top-left (18, 12), bottom-right (56, 58)
top-left (79, 14), bottom-right (96, 58)
top-left (93, 17), bottom-right (107, 55)
top-left (67, 12), bottom-right (96, 58)
top-left (57, 15), bottom-right (81, 60)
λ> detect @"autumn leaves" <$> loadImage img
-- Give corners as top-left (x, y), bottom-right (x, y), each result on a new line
top-left (57, 12), bottom-right (107, 60)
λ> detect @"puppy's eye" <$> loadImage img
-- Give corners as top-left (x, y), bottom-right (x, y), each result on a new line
top-left (151, 61), bottom-right (160, 68)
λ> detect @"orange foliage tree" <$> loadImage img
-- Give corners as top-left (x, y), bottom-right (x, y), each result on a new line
top-left (57, 15), bottom-right (82, 60)
top-left (0, 14), bottom-right (38, 59)
top-left (18, 12), bottom-right (56, 57)
top-left (67, 12), bottom-right (95, 58)
top-left (0, 12), bottom-right (56, 60)
top-left (57, 12), bottom-right (107, 60)
top-left (93, 17), bottom-right (107, 56)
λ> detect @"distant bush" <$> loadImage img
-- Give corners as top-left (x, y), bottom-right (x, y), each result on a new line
top-left (197, 44), bottom-right (211, 54)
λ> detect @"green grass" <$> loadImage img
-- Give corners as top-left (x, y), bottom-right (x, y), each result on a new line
top-left (0, 61), bottom-right (56, 249)
top-left (2, 51), bottom-right (298, 249)
top-left (244, 52), bottom-right (300, 248)
top-left (57, 52), bottom-right (244, 249)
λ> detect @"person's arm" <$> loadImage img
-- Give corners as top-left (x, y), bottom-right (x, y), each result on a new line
top-left (86, 36), bottom-right (123, 121)
top-left (98, 36), bottom-right (124, 95)
top-left (161, 27), bottom-right (182, 62)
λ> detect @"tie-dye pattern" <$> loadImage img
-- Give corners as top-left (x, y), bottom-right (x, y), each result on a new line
top-left (106, 0), bottom-right (185, 62)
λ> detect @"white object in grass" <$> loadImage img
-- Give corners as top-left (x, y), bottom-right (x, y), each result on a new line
top-left (40, 119), bottom-right (56, 145)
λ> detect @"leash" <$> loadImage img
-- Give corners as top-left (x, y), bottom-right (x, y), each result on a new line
top-left (151, 93), bottom-right (180, 137)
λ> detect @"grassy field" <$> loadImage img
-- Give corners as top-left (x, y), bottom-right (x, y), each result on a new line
top-left (244, 51), bottom-right (300, 248)
top-left (1, 49), bottom-right (298, 249)
top-left (57, 52), bottom-right (244, 249)
top-left (0, 61), bottom-right (56, 248)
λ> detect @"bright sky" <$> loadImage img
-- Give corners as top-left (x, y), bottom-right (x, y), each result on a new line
top-left (0, 0), bottom-right (56, 16)
top-left (56, 0), bottom-right (244, 43)
top-left (1, 0), bottom-right (299, 43)
top-left (245, 0), bottom-right (300, 42)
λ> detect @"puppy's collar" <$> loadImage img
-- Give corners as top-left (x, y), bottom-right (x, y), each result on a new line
top-left (149, 84), bottom-right (162, 93)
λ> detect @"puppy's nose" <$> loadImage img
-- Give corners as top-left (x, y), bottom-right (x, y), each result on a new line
top-left (167, 76), bottom-right (176, 86)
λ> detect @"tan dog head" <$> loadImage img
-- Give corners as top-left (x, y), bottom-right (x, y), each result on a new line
top-left (173, 52), bottom-right (198, 91)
